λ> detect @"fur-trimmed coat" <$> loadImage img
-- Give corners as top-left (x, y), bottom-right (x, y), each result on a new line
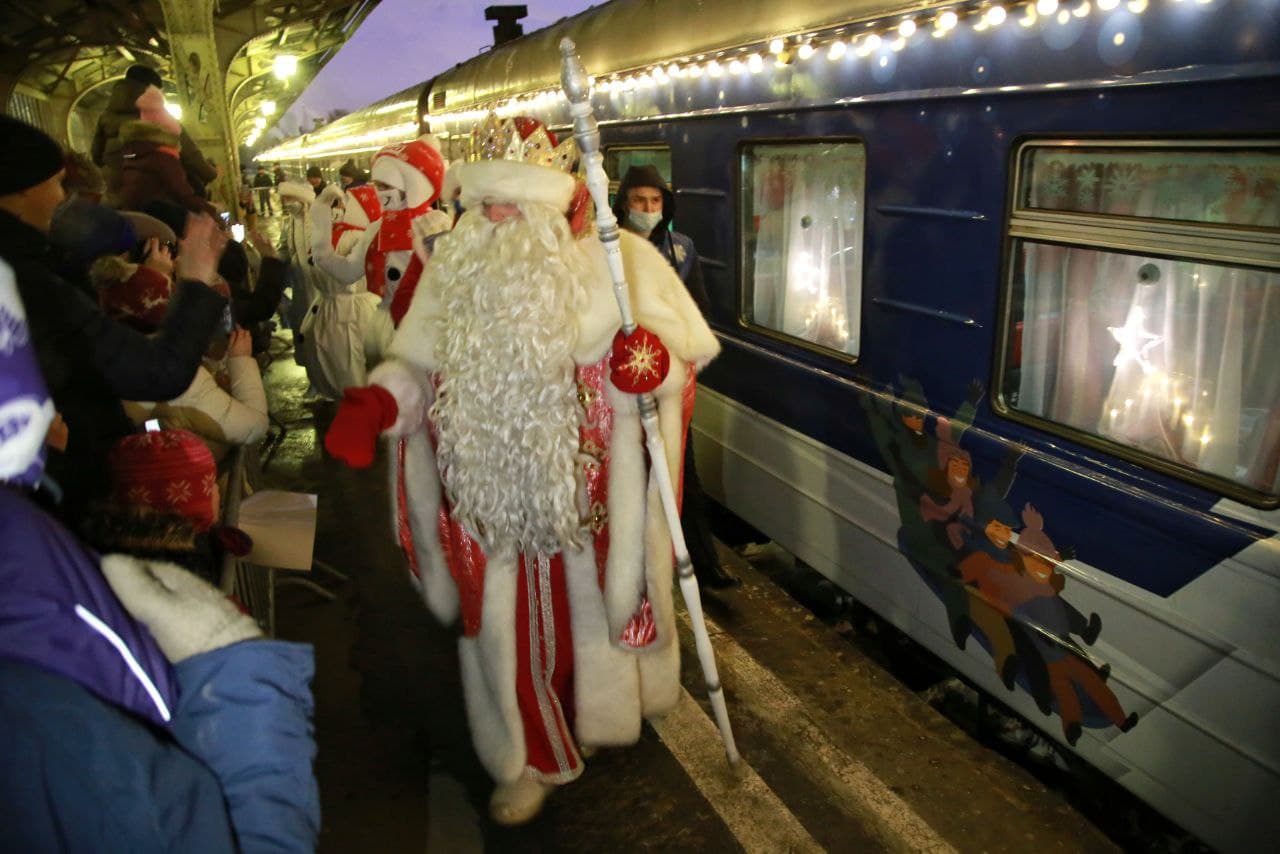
top-left (369, 229), bottom-right (719, 783)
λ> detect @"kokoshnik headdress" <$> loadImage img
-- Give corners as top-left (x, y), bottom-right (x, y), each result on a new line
top-left (443, 113), bottom-right (581, 214)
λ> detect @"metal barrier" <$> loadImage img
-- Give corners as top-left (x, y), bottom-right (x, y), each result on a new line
top-left (218, 445), bottom-right (276, 636)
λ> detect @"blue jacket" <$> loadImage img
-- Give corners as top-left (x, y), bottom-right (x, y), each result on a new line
top-left (0, 487), bottom-right (320, 853)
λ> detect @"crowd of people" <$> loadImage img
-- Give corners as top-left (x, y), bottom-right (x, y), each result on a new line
top-left (3, 70), bottom-right (731, 840)
top-left (1, 64), bottom-right (319, 851)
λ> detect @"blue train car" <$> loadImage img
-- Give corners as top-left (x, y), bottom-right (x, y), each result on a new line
top-left (270, 0), bottom-right (1280, 848)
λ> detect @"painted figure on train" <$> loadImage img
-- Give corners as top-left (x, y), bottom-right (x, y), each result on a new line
top-left (323, 115), bottom-right (719, 824)
top-left (864, 378), bottom-right (1138, 745)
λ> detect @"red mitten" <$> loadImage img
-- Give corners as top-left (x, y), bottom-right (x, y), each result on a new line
top-left (609, 326), bottom-right (670, 395)
top-left (325, 385), bottom-right (399, 468)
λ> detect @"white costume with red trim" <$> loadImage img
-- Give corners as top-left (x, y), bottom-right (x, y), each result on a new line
top-left (369, 227), bottom-right (718, 785)
top-left (309, 139), bottom-right (445, 356)
top-left (284, 181), bottom-right (381, 398)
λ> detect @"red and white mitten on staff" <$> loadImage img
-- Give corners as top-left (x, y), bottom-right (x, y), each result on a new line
top-left (608, 325), bottom-right (670, 395)
top-left (324, 385), bottom-right (399, 468)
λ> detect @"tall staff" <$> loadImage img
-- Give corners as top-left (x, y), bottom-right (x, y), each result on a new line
top-left (560, 37), bottom-right (740, 766)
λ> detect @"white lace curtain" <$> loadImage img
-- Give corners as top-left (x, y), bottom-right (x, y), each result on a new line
top-left (1016, 149), bottom-right (1280, 492)
top-left (748, 145), bottom-right (865, 355)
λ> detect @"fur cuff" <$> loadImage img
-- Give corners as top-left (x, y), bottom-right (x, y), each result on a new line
top-left (368, 359), bottom-right (431, 438)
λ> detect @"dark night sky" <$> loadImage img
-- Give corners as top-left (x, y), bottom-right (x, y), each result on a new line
top-left (275, 0), bottom-right (599, 136)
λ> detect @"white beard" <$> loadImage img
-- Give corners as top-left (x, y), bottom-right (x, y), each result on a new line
top-left (428, 202), bottom-right (594, 555)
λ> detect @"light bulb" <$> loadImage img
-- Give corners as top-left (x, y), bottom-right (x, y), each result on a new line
top-left (938, 10), bottom-right (959, 30)
top-left (798, 42), bottom-right (815, 60)
top-left (747, 53), bottom-right (764, 73)
top-left (987, 5), bottom-right (1007, 25)
top-left (899, 19), bottom-right (917, 37)
top-left (828, 40), bottom-right (847, 60)
top-left (769, 38), bottom-right (785, 54)
top-left (1037, 0), bottom-right (1058, 14)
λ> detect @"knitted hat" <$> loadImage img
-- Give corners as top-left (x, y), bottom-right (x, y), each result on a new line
top-left (0, 259), bottom-right (56, 486)
top-left (108, 430), bottom-right (219, 531)
top-left (134, 85), bottom-right (182, 138)
top-left (306, 166), bottom-right (323, 180)
top-left (0, 115), bottom-right (64, 196)
top-left (120, 211), bottom-right (177, 245)
top-left (339, 159), bottom-right (361, 179)
top-left (48, 200), bottom-right (138, 282)
top-left (370, 137), bottom-right (445, 209)
top-left (94, 257), bottom-right (173, 333)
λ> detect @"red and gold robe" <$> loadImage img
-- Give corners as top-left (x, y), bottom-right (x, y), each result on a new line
top-left (371, 230), bottom-right (719, 784)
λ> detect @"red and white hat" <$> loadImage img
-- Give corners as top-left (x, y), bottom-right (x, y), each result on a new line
top-left (108, 429), bottom-right (219, 531)
top-left (371, 137), bottom-right (445, 209)
top-left (344, 184), bottom-right (382, 229)
top-left (443, 114), bottom-right (579, 213)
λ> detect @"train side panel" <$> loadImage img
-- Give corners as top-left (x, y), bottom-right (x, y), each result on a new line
top-left (607, 76), bottom-right (1280, 852)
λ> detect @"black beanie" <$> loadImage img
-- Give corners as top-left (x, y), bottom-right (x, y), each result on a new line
top-left (0, 115), bottom-right (65, 196)
top-left (339, 160), bottom-right (358, 178)
top-left (306, 166), bottom-right (323, 179)
top-left (125, 65), bottom-right (164, 88)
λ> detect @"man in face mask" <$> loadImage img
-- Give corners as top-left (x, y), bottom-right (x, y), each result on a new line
top-left (611, 164), bottom-right (737, 590)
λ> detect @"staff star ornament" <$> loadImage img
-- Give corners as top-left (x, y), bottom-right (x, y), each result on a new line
top-left (608, 326), bottom-right (671, 394)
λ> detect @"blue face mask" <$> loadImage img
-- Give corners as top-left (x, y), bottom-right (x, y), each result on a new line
top-left (627, 208), bottom-right (663, 234)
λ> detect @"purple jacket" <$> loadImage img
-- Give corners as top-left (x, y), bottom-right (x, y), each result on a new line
top-left (0, 485), bottom-right (176, 727)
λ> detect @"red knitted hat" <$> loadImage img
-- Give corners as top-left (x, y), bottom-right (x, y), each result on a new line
top-left (98, 265), bottom-right (173, 333)
top-left (108, 430), bottom-right (219, 531)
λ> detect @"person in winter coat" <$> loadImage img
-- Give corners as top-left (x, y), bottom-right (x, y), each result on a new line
top-left (105, 286), bottom-right (269, 454)
top-left (613, 163), bottom-right (735, 589)
top-left (92, 64), bottom-right (218, 201)
top-left (0, 116), bottom-right (228, 523)
top-left (110, 86), bottom-right (216, 217)
top-left (0, 262), bottom-right (320, 854)
top-left (253, 165), bottom-right (276, 216)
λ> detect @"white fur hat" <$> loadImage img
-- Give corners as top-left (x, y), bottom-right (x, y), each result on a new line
top-left (446, 160), bottom-right (576, 213)
top-left (277, 180), bottom-right (313, 205)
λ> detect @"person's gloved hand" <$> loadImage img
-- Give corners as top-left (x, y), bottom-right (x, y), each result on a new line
top-left (101, 555), bottom-right (261, 664)
top-left (325, 385), bottom-right (398, 468)
top-left (609, 326), bottom-right (670, 394)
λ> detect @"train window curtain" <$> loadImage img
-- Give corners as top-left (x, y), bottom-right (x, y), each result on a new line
top-left (741, 142), bottom-right (866, 356)
top-left (1009, 146), bottom-right (1280, 495)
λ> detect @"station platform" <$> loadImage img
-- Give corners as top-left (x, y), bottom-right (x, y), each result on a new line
top-left (258, 341), bottom-right (1117, 853)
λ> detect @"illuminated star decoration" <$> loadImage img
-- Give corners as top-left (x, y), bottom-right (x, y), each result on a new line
top-left (1107, 306), bottom-right (1164, 375)
top-left (620, 336), bottom-right (663, 383)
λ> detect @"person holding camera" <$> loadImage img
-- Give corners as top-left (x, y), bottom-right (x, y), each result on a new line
top-left (0, 116), bottom-right (228, 524)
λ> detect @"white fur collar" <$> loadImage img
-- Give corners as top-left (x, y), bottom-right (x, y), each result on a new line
top-left (388, 230), bottom-right (719, 374)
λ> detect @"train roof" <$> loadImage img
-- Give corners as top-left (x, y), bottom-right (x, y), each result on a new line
top-left (429, 0), bottom-right (939, 114)
top-left (257, 82), bottom-right (423, 164)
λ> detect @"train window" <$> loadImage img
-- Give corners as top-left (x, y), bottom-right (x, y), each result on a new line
top-left (740, 142), bottom-right (866, 357)
top-left (1019, 145), bottom-right (1279, 229)
top-left (1001, 140), bottom-right (1280, 501)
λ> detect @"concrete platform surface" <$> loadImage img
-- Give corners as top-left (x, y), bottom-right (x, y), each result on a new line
top-left (257, 340), bottom-right (1116, 854)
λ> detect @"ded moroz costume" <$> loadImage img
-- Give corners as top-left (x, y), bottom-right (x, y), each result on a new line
top-left (324, 115), bottom-right (719, 823)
